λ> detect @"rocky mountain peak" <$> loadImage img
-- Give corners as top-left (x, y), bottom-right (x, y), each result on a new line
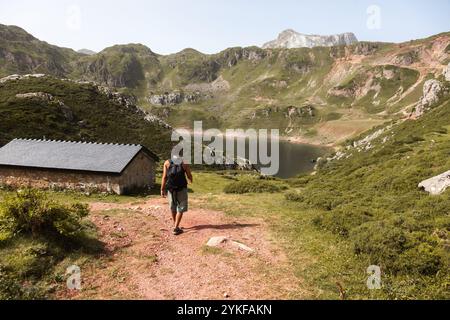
top-left (77, 49), bottom-right (96, 56)
top-left (262, 29), bottom-right (358, 49)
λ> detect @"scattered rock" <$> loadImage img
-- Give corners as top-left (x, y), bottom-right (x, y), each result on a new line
top-left (418, 170), bottom-right (450, 195)
top-left (230, 241), bottom-right (254, 253)
top-left (353, 126), bottom-right (391, 151)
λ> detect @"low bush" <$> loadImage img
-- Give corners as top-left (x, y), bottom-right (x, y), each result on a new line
top-left (284, 190), bottom-right (304, 202)
top-left (0, 189), bottom-right (100, 299)
top-left (0, 189), bottom-right (89, 242)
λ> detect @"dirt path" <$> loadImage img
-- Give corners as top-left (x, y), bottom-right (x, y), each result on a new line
top-left (58, 198), bottom-right (307, 300)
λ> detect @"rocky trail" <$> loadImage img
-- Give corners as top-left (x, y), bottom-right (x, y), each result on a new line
top-left (58, 198), bottom-right (306, 300)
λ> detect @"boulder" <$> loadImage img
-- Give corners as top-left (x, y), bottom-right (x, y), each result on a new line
top-left (206, 237), bottom-right (255, 253)
top-left (444, 63), bottom-right (450, 82)
top-left (413, 79), bottom-right (444, 118)
top-left (206, 236), bottom-right (228, 247)
top-left (418, 170), bottom-right (450, 195)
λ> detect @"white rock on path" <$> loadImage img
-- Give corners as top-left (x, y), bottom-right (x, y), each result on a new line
top-left (206, 236), bottom-right (255, 253)
top-left (206, 236), bottom-right (228, 247)
top-left (418, 170), bottom-right (450, 195)
top-left (230, 241), bottom-right (255, 253)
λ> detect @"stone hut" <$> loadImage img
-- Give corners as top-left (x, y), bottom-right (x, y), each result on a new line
top-left (0, 139), bottom-right (159, 195)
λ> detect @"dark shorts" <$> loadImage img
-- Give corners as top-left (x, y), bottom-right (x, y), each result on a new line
top-left (167, 188), bottom-right (188, 214)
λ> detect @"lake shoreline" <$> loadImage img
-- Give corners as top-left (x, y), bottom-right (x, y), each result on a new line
top-left (174, 128), bottom-right (334, 178)
top-left (177, 127), bottom-right (338, 150)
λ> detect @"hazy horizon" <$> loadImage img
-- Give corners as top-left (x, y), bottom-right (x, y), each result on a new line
top-left (0, 0), bottom-right (449, 55)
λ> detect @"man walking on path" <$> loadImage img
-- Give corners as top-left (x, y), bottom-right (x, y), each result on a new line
top-left (161, 157), bottom-right (193, 235)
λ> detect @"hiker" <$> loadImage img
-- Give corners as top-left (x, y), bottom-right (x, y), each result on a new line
top-left (161, 156), bottom-right (193, 235)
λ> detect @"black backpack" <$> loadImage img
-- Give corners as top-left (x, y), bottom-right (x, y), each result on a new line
top-left (166, 160), bottom-right (188, 192)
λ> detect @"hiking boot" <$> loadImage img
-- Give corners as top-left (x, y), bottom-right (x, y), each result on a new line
top-left (173, 227), bottom-right (184, 236)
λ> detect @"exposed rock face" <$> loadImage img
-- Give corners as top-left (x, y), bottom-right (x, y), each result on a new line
top-left (147, 91), bottom-right (209, 106)
top-left (15, 92), bottom-right (54, 100)
top-left (444, 63), bottom-right (450, 82)
top-left (413, 79), bottom-right (444, 118)
top-left (14, 89), bottom-right (74, 121)
top-left (96, 85), bottom-right (137, 108)
top-left (0, 73), bottom-right (46, 83)
top-left (286, 105), bottom-right (315, 118)
top-left (418, 170), bottom-right (450, 195)
top-left (263, 29), bottom-right (358, 49)
top-left (394, 50), bottom-right (420, 66)
top-left (251, 105), bottom-right (315, 120)
top-left (184, 75), bottom-right (230, 93)
top-left (95, 86), bottom-right (171, 129)
top-left (219, 47), bottom-right (267, 67)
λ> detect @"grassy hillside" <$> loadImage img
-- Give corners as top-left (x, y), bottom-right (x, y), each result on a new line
top-left (0, 24), bottom-right (80, 77)
top-left (283, 93), bottom-right (450, 298)
top-left (0, 76), bottom-right (172, 157)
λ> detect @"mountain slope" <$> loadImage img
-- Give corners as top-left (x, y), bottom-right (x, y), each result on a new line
top-left (262, 29), bottom-right (358, 49)
top-left (0, 24), bottom-right (80, 77)
top-left (0, 75), bottom-right (172, 158)
top-left (0, 24), bottom-right (449, 145)
top-left (71, 44), bottom-right (162, 88)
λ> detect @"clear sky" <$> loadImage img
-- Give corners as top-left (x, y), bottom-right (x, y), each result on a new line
top-left (0, 0), bottom-right (449, 54)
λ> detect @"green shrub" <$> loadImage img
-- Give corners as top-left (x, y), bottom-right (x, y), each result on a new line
top-left (0, 189), bottom-right (89, 242)
top-left (351, 221), bottom-right (408, 271)
top-left (314, 205), bottom-right (374, 237)
top-left (284, 190), bottom-right (305, 202)
top-left (395, 243), bottom-right (442, 276)
top-left (224, 178), bottom-right (287, 194)
top-left (286, 174), bottom-right (313, 188)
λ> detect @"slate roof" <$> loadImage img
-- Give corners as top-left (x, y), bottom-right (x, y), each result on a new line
top-left (0, 139), bottom-right (158, 174)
